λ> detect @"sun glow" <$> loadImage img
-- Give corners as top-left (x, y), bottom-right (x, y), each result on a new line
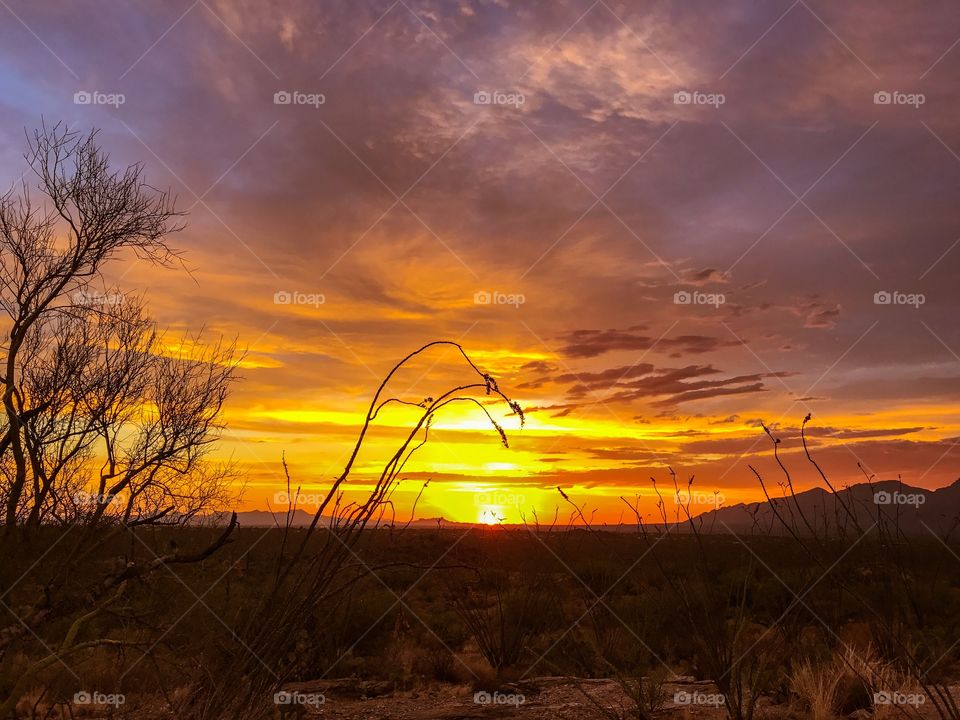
top-left (477, 506), bottom-right (504, 525)
top-left (218, 361), bottom-right (960, 526)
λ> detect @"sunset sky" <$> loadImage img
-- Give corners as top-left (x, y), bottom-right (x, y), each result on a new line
top-left (2, 0), bottom-right (959, 524)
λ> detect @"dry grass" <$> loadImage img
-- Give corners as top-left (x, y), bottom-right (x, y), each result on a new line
top-left (789, 660), bottom-right (841, 720)
top-left (839, 645), bottom-right (912, 719)
top-left (788, 645), bottom-right (927, 720)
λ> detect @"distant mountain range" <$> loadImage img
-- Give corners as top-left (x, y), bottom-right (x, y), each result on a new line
top-left (207, 508), bottom-right (473, 530)
top-left (680, 478), bottom-right (960, 536)
top-left (208, 479), bottom-right (960, 536)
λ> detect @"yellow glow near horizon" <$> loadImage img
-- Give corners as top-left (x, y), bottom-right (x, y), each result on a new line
top-left (209, 360), bottom-right (960, 524)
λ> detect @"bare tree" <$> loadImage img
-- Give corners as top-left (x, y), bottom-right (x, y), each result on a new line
top-left (0, 125), bottom-right (244, 715)
top-left (0, 124), bottom-right (238, 529)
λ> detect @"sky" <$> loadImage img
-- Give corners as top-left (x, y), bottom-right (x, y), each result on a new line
top-left (1, 0), bottom-right (959, 525)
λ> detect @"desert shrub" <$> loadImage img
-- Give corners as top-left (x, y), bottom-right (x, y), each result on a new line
top-left (451, 577), bottom-right (550, 673)
top-left (410, 639), bottom-right (458, 683)
top-left (790, 659), bottom-right (841, 720)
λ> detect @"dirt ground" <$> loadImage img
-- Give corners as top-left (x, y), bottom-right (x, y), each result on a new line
top-left (281, 675), bottom-right (960, 719)
top-left (285, 677), bottom-right (783, 719)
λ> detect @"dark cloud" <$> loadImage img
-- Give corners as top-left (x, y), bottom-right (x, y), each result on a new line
top-left (583, 447), bottom-right (672, 463)
top-left (552, 363), bottom-right (656, 389)
top-left (681, 267), bottom-right (730, 286)
top-left (530, 360), bottom-right (779, 408)
top-left (558, 327), bottom-right (741, 359)
top-left (804, 426), bottom-right (926, 440)
top-left (792, 296), bottom-right (842, 329)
